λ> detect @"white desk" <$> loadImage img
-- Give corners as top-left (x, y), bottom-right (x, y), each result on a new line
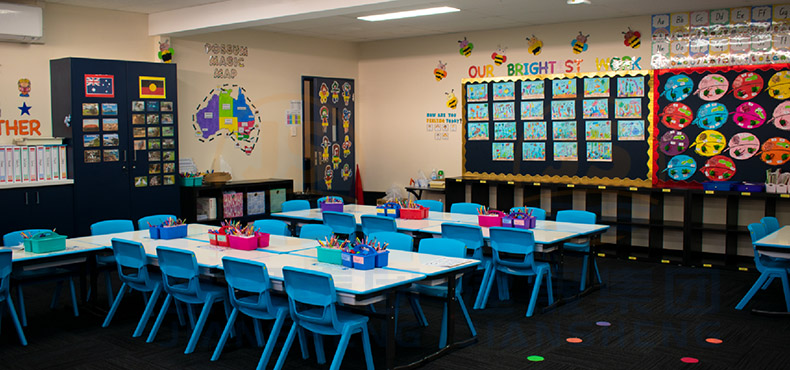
top-left (4, 239), bottom-right (106, 262)
top-left (417, 224), bottom-right (577, 247)
top-left (291, 248), bottom-right (480, 277)
top-left (185, 233), bottom-right (319, 255)
top-left (754, 226), bottom-right (790, 259)
top-left (70, 224), bottom-right (214, 247)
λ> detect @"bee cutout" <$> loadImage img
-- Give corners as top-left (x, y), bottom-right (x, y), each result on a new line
top-left (324, 165), bottom-right (333, 190)
top-left (526, 35), bottom-right (543, 56)
top-left (321, 136), bottom-right (331, 163)
top-left (331, 144), bottom-right (341, 169)
top-left (342, 135), bottom-right (352, 158)
top-left (445, 89), bottom-right (457, 109)
top-left (622, 27), bottom-right (641, 49)
top-left (342, 108), bottom-right (351, 133)
top-left (571, 32), bottom-right (589, 54)
top-left (320, 106), bottom-right (329, 132)
top-left (319, 83), bottom-right (329, 104)
top-left (434, 60), bottom-right (447, 81)
top-left (458, 37), bottom-right (474, 57)
top-left (331, 81), bottom-right (340, 103)
top-left (491, 45), bottom-right (508, 65)
top-left (341, 164), bottom-right (352, 181)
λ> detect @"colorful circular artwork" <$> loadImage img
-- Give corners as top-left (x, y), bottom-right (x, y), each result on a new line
top-left (702, 155), bottom-right (736, 181)
top-left (695, 74), bottom-right (728, 101)
top-left (660, 102), bottom-right (694, 130)
top-left (666, 155), bottom-right (696, 181)
top-left (761, 137), bottom-right (790, 165)
top-left (732, 102), bottom-right (767, 129)
top-left (732, 72), bottom-right (764, 100)
top-left (768, 101), bottom-right (790, 130)
top-left (693, 102), bottom-right (728, 130)
top-left (767, 70), bottom-right (790, 100)
top-left (727, 132), bottom-right (760, 160)
top-left (662, 74), bottom-right (694, 102)
top-left (693, 130), bottom-right (726, 157)
top-left (659, 130), bottom-right (690, 156)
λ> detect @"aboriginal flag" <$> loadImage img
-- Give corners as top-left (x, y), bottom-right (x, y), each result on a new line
top-left (139, 76), bottom-right (166, 98)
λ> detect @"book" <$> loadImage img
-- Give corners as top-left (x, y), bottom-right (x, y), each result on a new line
top-left (58, 146), bottom-right (67, 179)
top-left (5, 147), bottom-right (14, 183)
top-left (0, 148), bottom-right (5, 183)
top-left (12, 147), bottom-right (21, 183)
top-left (36, 146), bottom-right (45, 181)
top-left (50, 146), bottom-right (59, 180)
top-left (196, 197), bottom-right (217, 221)
top-left (21, 147), bottom-right (30, 182)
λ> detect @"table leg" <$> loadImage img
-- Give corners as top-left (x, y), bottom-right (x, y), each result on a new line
top-left (445, 275), bottom-right (457, 349)
top-left (385, 291), bottom-right (396, 370)
top-left (88, 252), bottom-right (98, 304)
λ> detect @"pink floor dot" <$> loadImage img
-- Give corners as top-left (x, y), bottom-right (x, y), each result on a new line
top-left (681, 357), bottom-right (699, 364)
top-left (705, 338), bottom-right (723, 344)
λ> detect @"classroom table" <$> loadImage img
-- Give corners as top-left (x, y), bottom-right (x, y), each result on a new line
top-left (753, 226), bottom-right (790, 259)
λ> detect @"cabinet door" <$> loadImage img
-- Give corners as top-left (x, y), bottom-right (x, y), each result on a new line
top-left (0, 188), bottom-right (31, 237)
top-left (29, 185), bottom-right (75, 237)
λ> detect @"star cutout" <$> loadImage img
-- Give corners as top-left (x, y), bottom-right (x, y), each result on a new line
top-left (19, 102), bottom-right (32, 116)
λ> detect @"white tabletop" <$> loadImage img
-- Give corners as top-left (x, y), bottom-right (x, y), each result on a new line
top-left (71, 224), bottom-right (214, 247)
top-left (292, 248), bottom-right (479, 277)
top-left (417, 224), bottom-right (577, 245)
top-left (754, 226), bottom-right (790, 249)
top-left (4, 239), bottom-right (106, 262)
top-left (186, 232), bottom-right (319, 254)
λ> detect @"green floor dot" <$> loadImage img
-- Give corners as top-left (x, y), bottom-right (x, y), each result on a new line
top-left (527, 355), bottom-right (544, 362)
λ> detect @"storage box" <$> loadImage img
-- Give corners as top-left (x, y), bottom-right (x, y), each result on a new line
top-left (159, 224), bottom-right (188, 239)
top-left (228, 234), bottom-right (259, 250)
top-left (376, 203), bottom-right (400, 218)
top-left (352, 253), bottom-right (376, 270)
top-left (778, 184), bottom-right (789, 194)
top-left (502, 215), bottom-right (536, 229)
top-left (209, 229), bottom-right (230, 247)
top-left (317, 247), bottom-right (342, 265)
top-left (256, 232), bottom-right (270, 248)
top-left (735, 183), bottom-right (764, 193)
top-left (400, 206), bottom-right (429, 220)
top-left (702, 181), bottom-right (736, 191)
top-left (179, 177), bottom-right (203, 187)
top-left (375, 250), bottom-right (389, 268)
top-left (320, 202), bottom-right (344, 212)
top-left (148, 226), bottom-right (160, 239)
top-left (341, 252), bottom-right (354, 268)
top-left (478, 214), bottom-right (502, 227)
top-left (22, 231), bottom-right (66, 253)
top-left (767, 183), bottom-right (778, 193)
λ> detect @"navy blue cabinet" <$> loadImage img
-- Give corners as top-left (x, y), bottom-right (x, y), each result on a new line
top-left (0, 184), bottom-right (74, 238)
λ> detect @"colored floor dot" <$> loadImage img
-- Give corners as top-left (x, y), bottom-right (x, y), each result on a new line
top-left (681, 357), bottom-right (699, 364)
top-left (596, 321), bottom-right (611, 327)
top-left (527, 355), bottom-right (544, 362)
top-left (705, 338), bottom-right (723, 344)
top-left (566, 337), bottom-right (583, 343)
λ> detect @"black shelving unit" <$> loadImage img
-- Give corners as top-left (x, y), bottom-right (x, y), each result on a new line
top-left (180, 179), bottom-right (293, 226)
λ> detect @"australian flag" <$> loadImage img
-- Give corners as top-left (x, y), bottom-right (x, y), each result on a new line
top-left (84, 74), bottom-right (115, 98)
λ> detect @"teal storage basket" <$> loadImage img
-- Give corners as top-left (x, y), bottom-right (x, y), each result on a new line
top-left (23, 231), bottom-right (67, 253)
top-left (317, 247), bottom-right (342, 265)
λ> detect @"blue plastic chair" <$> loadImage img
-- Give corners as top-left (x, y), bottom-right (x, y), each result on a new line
top-left (4, 229), bottom-right (79, 327)
top-left (137, 215), bottom-right (177, 230)
top-left (360, 214), bottom-right (397, 236)
top-left (761, 216), bottom-right (780, 234)
top-left (736, 223), bottom-right (790, 312)
top-left (510, 206), bottom-right (547, 221)
top-left (299, 224), bottom-right (334, 240)
top-left (441, 223), bottom-right (490, 309)
top-left (555, 210), bottom-right (602, 291)
top-left (450, 202), bottom-right (483, 215)
top-left (282, 200), bottom-right (311, 212)
top-left (91, 219), bottom-right (135, 306)
top-left (274, 267), bottom-right (374, 370)
top-left (253, 219), bottom-right (291, 236)
top-left (147, 246), bottom-right (231, 354)
top-left (102, 239), bottom-right (162, 338)
top-left (368, 231), bottom-right (413, 251)
top-left (415, 199), bottom-right (444, 212)
top-left (0, 249), bottom-right (27, 345)
top-left (212, 257), bottom-right (293, 369)
top-left (321, 211), bottom-right (358, 239)
top-left (479, 227), bottom-right (554, 317)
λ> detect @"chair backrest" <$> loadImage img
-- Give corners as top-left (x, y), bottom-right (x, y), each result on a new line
top-left (253, 219), bottom-right (290, 236)
top-left (415, 199), bottom-right (444, 212)
top-left (282, 200), bottom-right (311, 212)
top-left (0, 250), bottom-right (11, 297)
top-left (368, 231), bottom-right (413, 251)
top-left (137, 215), bottom-right (177, 230)
top-left (3, 229), bottom-right (51, 246)
top-left (91, 220), bottom-right (135, 236)
top-left (299, 224), bottom-right (334, 240)
top-left (156, 246), bottom-right (202, 297)
top-left (361, 214), bottom-right (397, 235)
top-left (222, 256), bottom-right (276, 313)
top-left (111, 238), bottom-right (152, 285)
top-left (418, 238), bottom-right (466, 258)
top-left (510, 207), bottom-right (547, 221)
top-left (282, 266), bottom-right (343, 332)
top-left (760, 216), bottom-right (780, 234)
top-left (450, 202), bottom-right (483, 215)
top-left (321, 211), bottom-right (357, 236)
top-left (555, 210), bottom-right (596, 224)
top-left (441, 223), bottom-right (484, 252)
top-left (489, 227), bottom-right (536, 266)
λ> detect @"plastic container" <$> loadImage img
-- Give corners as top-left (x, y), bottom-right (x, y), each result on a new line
top-left (256, 232), bottom-right (270, 248)
top-left (702, 181), bottom-right (736, 191)
top-left (179, 177), bottom-right (204, 187)
top-left (209, 228), bottom-right (231, 246)
top-left (320, 202), bottom-right (344, 212)
top-left (352, 253), bottom-right (376, 270)
top-left (735, 183), bottom-right (765, 193)
top-left (478, 214), bottom-right (502, 227)
top-left (228, 235), bottom-right (259, 250)
top-left (376, 203), bottom-right (400, 218)
top-left (23, 231), bottom-right (66, 253)
top-left (400, 206), bottom-right (429, 220)
top-left (767, 183), bottom-right (778, 193)
top-left (148, 226), bottom-right (161, 239)
top-left (317, 247), bottom-right (342, 265)
top-left (341, 252), bottom-right (354, 268)
top-left (159, 224), bottom-right (188, 239)
top-left (375, 250), bottom-right (389, 268)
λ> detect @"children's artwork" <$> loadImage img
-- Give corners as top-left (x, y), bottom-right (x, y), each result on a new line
top-left (458, 37), bottom-right (474, 57)
top-left (552, 121), bottom-right (577, 141)
top-left (132, 114), bottom-right (145, 125)
top-left (83, 119), bottom-right (99, 132)
top-left (584, 78), bottom-right (610, 97)
top-left (582, 99), bottom-right (608, 119)
top-left (466, 84), bottom-right (488, 102)
top-left (523, 142), bottom-right (546, 161)
top-left (587, 142), bottom-right (613, 162)
top-left (467, 122), bottom-right (489, 140)
top-left (134, 176), bottom-right (147, 187)
top-left (617, 77), bottom-right (645, 97)
top-left (552, 79), bottom-right (577, 98)
top-left (494, 122), bottom-right (517, 140)
top-left (467, 103), bottom-right (489, 121)
top-left (521, 80), bottom-right (544, 99)
top-left (521, 101), bottom-right (544, 120)
top-left (492, 142), bottom-right (514, 161)
top-left (132, 101), bottom-right (144, 112)
top-left (82, 103), bottom-right (99, 116)
top-left (102, 118), bottom-right (118, 131)
top-left (493, 102), bottom-right (515, 120)
top-left (161, 101), bottom-right (173, 111)
top-left (493, 82), bottom-right (515, 100)
top-left (83, 134), bottom-right (100, 147)
top-left (102, 134), bottom-right (119, 146)
top-left (434, 60), bottom-right (448, 81)
top-left (524, 121), bottom-right (547, 140)
top-left (615, 98), bottom-right (642, 119)
top-left (103, 149), bottom-right (119, 162)
top-left (161, 113), bottom-right (173, 124)
top-left (551, 100), bottom-right (576, 120)
top-left (85, 150), bottom-right (101, 163)
top-left (101, 103), bottom-right (118, 115)
top-left (617, 120), bottom-right (645, 141)
top-left (585, 121), bottom-right (612, 141)
top-left (146, 101), bottom-right (160, 112)
top-left (553, 142), bottom-right (578, 161)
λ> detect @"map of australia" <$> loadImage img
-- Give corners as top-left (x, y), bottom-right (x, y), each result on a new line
top-left (193, 85), bottom-right (261, 155)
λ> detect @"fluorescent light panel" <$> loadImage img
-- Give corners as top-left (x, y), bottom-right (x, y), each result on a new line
top-left (357, 6), bottom-right (459, 22)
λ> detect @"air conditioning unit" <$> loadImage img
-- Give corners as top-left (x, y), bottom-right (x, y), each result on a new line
top-left (0, 2), bottom-right (43, 43)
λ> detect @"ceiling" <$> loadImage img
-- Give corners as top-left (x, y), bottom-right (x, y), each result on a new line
top-left (40, 0), bottom-right (790, 41)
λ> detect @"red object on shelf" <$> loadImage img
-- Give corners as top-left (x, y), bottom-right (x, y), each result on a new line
top-left (400, 206), bottom-right (429, 219)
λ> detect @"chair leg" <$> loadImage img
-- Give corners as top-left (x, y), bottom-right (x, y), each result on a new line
top-left (102, 282), bottom-right (128, 327)
top-left (527, 273), bottom-right (544, 317)
top-left (273, 324), bottom-right (299, 370)
top-left (147, 294), bottom-right (172, 343)
top-left (408, 295), bottom-right (428, 327)
top-left (211, 307), bottom-right (239, 361)
top-left (580, 255), bottom-right (589, 291)
top-left (6, 297), bottom-right (27, 346)
top-left (175, 300), bottom-right (186, 326)
top-left (780, 272), bottom-right (790, 312)
top-left (105, 272), bottom-right (114, 308)
top-left (17, 285), bottom-right (27, 327)
top-left (313, 333), bottom-right (326, 364)
top-left (361, 325), bottom-right (375, 370)
top-left (51, 280), bottom-right (63, 309)
top-left (142, 291), bottom-right (149, 306)
top-left (457, 292), bottom-right (476, 338)
top-left (329, 329), bottom-right (352, 370)
top-left (479, 269), bottom-right (497, 309)
top-left (546, 270), bottom-right (554, 304)
top-left (186, 304), bottom-right (197, 330)
top-left (736, 273), bottom-right (770, 310)
top-left (592, 258), bottom-right (602, 284)
top-left (68, 277), bottom-right (79, 317)
top-left (257, 313), bottom-right (286, 370)
top-left (474, 260), bottom-right (492, 309)
top-left (439, 302), bottom-right (448, 348)
top-left (253, 318), bottom-right (264, 347)
top-left (297, 327), bottom-right (309, 359)
top-left (393, 293), bottom-right (401, 330)
top-left (185, 298), bottom-right (215, 354)
top-left (134, 285), bottom-right (161, 338)
top-left (762, 276), bottom-right (776, 290)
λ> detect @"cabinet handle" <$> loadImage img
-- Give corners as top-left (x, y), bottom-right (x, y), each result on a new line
top-left (36, 191), bottom-right (40, 204)
top-left (123, 150), bottom-right (127, 161)
top-left (25, 192), bottom-right (28, 205)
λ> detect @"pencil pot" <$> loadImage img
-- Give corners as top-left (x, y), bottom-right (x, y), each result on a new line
top-left (512, 216), bottom-right (536, 229)
top-left (478, 212), bottom-right (503, 227)
top-left (400, 206), bottom-right (429, 220)
top-left (159, 224), bottom-right (188, 240)
top-left (341, 252), bottom-right (354, 268)
top-left (352, 253), bottom-right (376, 270)
top-left (375, 250), bottom-right (389, 268)
top-left (209, 227), bottom-right (231, 246)
top-left (256, 232), bottom-right (270, 248)
top-left (317, 247), bottom-right (342, 265)
top-left (23, 231), bottom-right (66, 253)
top-left (148, 226), bottom-right (161, 239)
top-left (376, 202), bottom-right (400, 218)
top-left (228, 235), bottom-right (259, 251)
top-left (320, 197), bottom-right (344, 212)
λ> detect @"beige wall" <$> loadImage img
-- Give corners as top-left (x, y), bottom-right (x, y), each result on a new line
top-left (172, 30), bottom-right (358, 191)
top-left (0, 3), bottom-right (154, 144)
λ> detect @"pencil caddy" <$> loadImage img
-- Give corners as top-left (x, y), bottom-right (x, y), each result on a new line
top-left (23, 231), bottom-right (66, 253)
top-left (340, 245), bottom-right (384, 270)
top-left (376, 202), bottom-right (400, 218)
top-left (317, 247), bottom-right (342, 265)
top-left (153, 224), bottom-right (188, 240)
top-left (502, 215), bottom-right (537, 229)
top-left (179, 176), bottom-right (203, 187)
top-left (399, 206), bottom-right (429, 220)
top-left (228, 234), bottom-right (258, 250)
top-left (320, 198), bottom-right (344, 212)
top-left (208, 227), bottom-right (232, 247)
top-left (256, 232), bottom-right (270, 248)
top-left (478, 210), bottom-right (504, 227)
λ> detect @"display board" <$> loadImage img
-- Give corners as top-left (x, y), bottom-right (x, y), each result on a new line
top-left (462, 71), bottom-right (655, 186)
top-left (653, 64), bottom-right (790, 187)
